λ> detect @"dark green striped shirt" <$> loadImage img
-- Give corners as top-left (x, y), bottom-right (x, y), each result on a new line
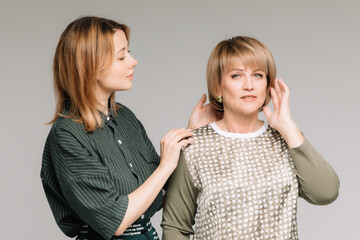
top-left (41, 103), bottom-right (162, 240)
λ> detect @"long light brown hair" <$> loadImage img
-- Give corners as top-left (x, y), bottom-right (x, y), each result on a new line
top-left (50, 16), bottom-right (129, 131)
top-left (206, 36), bottom-right (276, 113)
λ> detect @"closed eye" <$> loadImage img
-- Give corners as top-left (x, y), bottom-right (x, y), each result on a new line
top-left (118, 50), bottom-right (132, 61)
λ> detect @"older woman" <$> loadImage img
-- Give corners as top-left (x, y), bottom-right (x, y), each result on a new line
top-left (161, 36), bottom-right (340, 239)
top-left (40, 16), bottom-right (216, 240)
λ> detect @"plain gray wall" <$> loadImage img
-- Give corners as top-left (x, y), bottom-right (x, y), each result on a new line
top-left (1, 0), bottom-right (359, 239)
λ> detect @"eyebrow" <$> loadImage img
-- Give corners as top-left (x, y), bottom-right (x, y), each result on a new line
top-left (115, 47), bottom-right (126, 55)
top-left (229, 68), bottom-right (264, 72)
top-left (229, 68), bottom-right (245, 72)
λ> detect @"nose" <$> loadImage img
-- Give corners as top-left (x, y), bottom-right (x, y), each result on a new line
top-left (128, 53), bottom-right (138, 69)
top-left (243, 76), bottom-right (254, 91)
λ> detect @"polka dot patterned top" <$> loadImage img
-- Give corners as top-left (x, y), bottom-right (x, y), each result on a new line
top-left (182, 122), bottom-right (299, 240)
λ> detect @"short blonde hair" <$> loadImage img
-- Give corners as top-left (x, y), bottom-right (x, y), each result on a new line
top-left (206, 36), bottom-right (276, 113)
top-left (50, 16), bottom-right (129, 131)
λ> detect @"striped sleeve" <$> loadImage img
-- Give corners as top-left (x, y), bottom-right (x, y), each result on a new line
top-left (52, 123), bottom-right (128, 240)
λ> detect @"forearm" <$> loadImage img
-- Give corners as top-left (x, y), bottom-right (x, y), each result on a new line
top-left (290, 138), bottom-right (340, 205)
top-left (114, 164), bottom-right (173, 236)
top-left (114, 126), bottom-right (193, 236)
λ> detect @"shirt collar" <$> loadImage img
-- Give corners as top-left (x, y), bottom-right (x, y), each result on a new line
top-left (63, 99), bottom-right (118, 126)
top-left (102, 108), bottom-right (118, 126)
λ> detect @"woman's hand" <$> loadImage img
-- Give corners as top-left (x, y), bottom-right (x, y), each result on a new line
top-left (262, 78), bottom-right (292, 131)
top-left (187, 94), bottom-right (220, 130)
top-left (159, 128), bottom-right (193, 172)
top-left (115, 128), bottom-right (193, 236)
top-left (263, 78), bottom-right (304, 148)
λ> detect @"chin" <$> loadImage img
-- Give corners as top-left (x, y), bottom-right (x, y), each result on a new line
top-left (235, 105), bottom-right (262, 115)
top-left (117, 83), bottom-right (133, 91)
top-left (239, 110), bottom-right (260, 116)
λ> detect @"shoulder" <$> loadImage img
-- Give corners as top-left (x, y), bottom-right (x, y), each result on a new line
top-left (192, 123), bottom-right (214, 136)
top-left (113, 103), bottom-right (148, 138)
top-left (45, 116), bottom-right (90, 152)
top-left (192, 123), bottom-right (216, 141)
top-left (114, 102), bottom-right (139, 121)
top-left (266, 125), bottom-right (282, 139)
top-left (264, 125), bottom-right (289, 152)
top-left (184, 124), bottom-right (215, 151)
top-left (52, 115), bottom-right (85, 131)
top-left (115, 102), bottom-right (133, 115)
top-left (51, 115), bottom-right (86, 137)
top-left (182, 124), bottom-right (217, 166)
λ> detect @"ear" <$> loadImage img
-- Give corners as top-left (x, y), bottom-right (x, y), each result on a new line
top-left (215, 87), bottom-right (222, 97)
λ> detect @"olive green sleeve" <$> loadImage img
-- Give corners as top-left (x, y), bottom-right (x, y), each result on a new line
top-left (161, 151), bottom-right (197, 240)
top-left (289, 137), bottom-right (340, 205)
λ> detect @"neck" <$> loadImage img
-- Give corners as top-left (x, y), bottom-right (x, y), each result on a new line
top-left (98, 94), bottom-right (110, 115)
top-left (95, 84), bottom-right (114, 115)
top-left (217, 111), bottom-right (263, 133)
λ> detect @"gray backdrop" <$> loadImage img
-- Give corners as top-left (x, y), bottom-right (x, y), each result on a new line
top-left (1, 0), bottom-right (359, 239)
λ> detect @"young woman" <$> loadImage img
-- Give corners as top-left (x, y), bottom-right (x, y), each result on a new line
top-left (161, 36), bottom-right (340, 239)
top-left (40, 16), bottom-right (216, 240)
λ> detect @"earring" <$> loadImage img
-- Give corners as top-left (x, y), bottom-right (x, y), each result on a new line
top-left (216, 96), bottom-right (223, 103)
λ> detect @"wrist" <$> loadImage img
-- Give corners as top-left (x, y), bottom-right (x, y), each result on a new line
top-left (277, 119), bottom-right (297, 136)
top-left (278, 120), bottom-right (304, 148)
top-left (187, 121), bottom-right (195, 130)
top-left (158, 161), bottom-right (177, 176)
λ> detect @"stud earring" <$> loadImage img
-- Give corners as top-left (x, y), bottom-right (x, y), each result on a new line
top-left (216, 96), bottom-right (223, 103)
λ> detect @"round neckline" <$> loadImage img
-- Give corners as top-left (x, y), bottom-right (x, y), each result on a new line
top-left (210, 121), bottom-right (268, 139)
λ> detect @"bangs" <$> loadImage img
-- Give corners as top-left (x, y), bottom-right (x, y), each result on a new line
top-left (220, 42), bottom-right (269, 75)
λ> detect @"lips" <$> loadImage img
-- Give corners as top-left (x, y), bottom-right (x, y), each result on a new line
top-left (126, 72), bottom-right (134, 79)
top-left (241, 95), bottom-right (257, 99)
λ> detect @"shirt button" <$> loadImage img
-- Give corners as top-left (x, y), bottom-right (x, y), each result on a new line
top-left (141, 214), bottom-right (145, 219)
top-left (129, 163), bottom-right (133, 168)
top-left (118, 139), bottom-right (122, 144)
top-left (107, 116), bottom-right (110, 121)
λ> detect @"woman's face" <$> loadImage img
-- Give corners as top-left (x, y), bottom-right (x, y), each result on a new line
top-left (219, 60), bottom-right (267, 117)
top-left (97, 30), bottom-right (138, 97)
